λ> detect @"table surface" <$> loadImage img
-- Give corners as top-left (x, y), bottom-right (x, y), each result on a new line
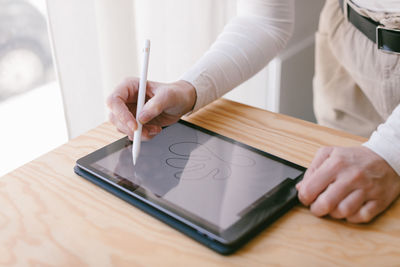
top-left (1, 99), bottom-right (399, 266)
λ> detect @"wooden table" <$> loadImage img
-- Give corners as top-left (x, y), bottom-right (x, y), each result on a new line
top-left (1, 99), bottom-right (399, 266)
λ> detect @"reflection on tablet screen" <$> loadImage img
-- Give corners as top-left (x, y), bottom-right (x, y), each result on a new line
top-left (92, 123), bottom-right (302, 231)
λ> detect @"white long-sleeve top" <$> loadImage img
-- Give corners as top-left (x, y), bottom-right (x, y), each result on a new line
top-left (181, 0), bottom-right (400, 175)
top-left (181, 0), bottom-right (295, 112)
top-left (364, 106), bottom-right (400, 175)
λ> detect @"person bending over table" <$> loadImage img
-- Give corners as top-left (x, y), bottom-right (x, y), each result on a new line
top-left (106, 0), bottom-right (400, 223)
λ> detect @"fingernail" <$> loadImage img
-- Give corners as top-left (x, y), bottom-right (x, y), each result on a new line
top-left (139, 111), bottom-right (150, 124)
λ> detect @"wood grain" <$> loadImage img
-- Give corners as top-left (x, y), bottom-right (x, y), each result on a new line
top-left (0, 98), bottom-right (399, 266)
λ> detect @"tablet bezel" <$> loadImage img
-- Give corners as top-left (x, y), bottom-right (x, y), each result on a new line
top-left (76, 120), bottom-right (305, 245)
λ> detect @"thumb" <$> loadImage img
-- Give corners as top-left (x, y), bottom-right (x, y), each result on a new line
top-left (138, 92), bottom-right (169, 124)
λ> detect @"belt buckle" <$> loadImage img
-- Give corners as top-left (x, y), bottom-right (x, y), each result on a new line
top-left (376, 26), bottom-right (400, 55)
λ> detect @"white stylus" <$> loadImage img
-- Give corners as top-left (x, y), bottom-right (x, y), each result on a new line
top-left (132, 39), bottom-right (150, 166)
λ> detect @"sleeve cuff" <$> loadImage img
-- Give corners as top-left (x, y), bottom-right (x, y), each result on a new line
top-left (363, 132), bottom-right (400, 176)
top-left (180, 69), bottom-right (219, 113)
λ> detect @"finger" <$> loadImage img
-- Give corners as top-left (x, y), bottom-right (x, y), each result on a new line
top-left (346, 200), bottom-right (383, 223)
top-left (141, 125), bottom-right (162, 141)
top-left (298, 156), bottom-right (342, 206)
top-left (307, 147), bottom-right (334, 175)
top-left (138, 89), bottom-right (172, 124)
top-left (309, 177), bottom-right (355, 217)
top-left (107, 79), bottom-right (140, 130)
top-left (108, 97), bottom-right (137, 130)
top-left (109, 77), bottom-right (140, 104)
top-left (329, 189), bottom-right (366, 219)
top-left (109, 113), bottom-right (134, 138)
top-left (297, 147), bottom-right (333, 190)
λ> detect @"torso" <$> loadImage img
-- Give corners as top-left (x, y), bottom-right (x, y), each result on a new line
top-left (352, 0), bottom-right (400, 12)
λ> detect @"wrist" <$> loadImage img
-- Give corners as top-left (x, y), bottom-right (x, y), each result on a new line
top-left (175, 80), bottom-right (197, 114)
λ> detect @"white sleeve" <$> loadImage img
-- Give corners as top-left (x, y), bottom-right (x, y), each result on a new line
top-left (363, 104), bottom-right (400, 175)
top-left (180, 0), bottom-right (294, 112)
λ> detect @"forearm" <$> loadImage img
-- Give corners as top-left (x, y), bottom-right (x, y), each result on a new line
top-left (181, 0), bottom-right (294, 112)
top-left (363, 104), bottom-right (400, 175)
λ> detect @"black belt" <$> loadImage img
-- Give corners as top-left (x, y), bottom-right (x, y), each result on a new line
top-left (339, 0), bottom-right (400, 54)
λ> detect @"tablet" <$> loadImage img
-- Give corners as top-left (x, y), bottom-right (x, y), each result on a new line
top-left (75, 120), bottom-right (305, 254)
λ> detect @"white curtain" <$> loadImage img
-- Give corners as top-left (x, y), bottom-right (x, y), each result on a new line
top-left (47, 0), bottom-right (323, 139)
top-left (47, 0), bottom-right (235, 138)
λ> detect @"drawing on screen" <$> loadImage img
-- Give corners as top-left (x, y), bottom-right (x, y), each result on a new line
top-left (166, 142), bottom-right (255, 180)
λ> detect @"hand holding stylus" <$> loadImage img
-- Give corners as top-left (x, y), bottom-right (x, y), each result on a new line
top-left (106, 61), bottom-right (197, 147)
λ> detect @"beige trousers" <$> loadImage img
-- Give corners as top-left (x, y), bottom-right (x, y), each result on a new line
top-left (313, 0), bottom-right (400, 137)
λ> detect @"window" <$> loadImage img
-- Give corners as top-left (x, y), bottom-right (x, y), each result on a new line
top-left (0, 0), bottom-right (67, 176)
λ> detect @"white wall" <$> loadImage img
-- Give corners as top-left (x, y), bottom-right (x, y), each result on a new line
top-left (132, 0), bottom-right (236, 84)
top-left (225, 0), bottom-right (325, 123)
top-left (95, 1), bottom-right (138, 99)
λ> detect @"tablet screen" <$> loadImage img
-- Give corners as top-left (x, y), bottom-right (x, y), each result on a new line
top-left (82, 121), bottom-right (303, 242)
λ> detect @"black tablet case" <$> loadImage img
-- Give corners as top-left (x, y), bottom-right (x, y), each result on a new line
top-left (74, 165), bottom-right (301, 255)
